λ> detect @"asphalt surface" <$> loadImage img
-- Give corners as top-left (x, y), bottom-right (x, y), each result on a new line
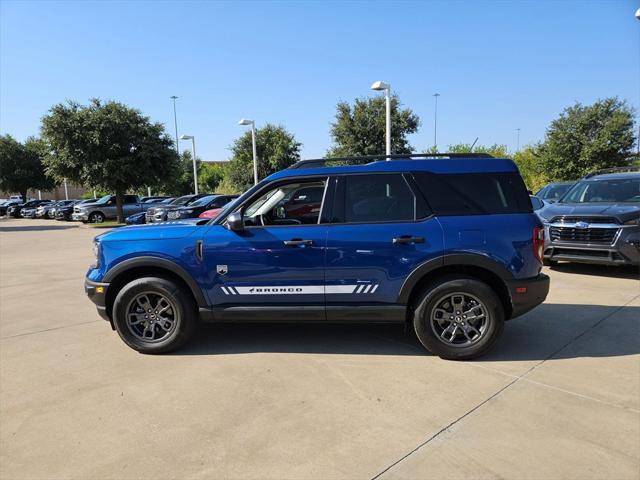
top-left (1, 218), bottom-right (639, 480)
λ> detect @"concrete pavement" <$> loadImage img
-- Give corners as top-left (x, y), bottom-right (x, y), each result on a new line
top-left (1, 219), bottom-right (638, 479)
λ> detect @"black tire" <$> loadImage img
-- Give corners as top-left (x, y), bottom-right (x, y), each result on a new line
top-left (112, 276), bottom-right (197, 354)
top-left (413, 276), bottom-right (505, 360)
top-left (89, 211), bottom-right (105, 223)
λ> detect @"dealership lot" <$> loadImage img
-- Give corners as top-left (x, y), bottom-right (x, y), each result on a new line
top-left (0, 219), bottom-right (638, 479)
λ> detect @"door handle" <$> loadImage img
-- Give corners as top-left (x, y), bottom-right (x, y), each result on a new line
top-left (393, 235), bottom-right (425, 245)
top-left (284, 239), bottom-right (313, 247)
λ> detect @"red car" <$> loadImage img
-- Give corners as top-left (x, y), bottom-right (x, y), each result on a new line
top-left (198, 207), bottom-right (224, 219)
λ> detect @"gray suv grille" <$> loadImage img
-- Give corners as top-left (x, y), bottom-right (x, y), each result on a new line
top-left (551, 216), bottom-right (619, 224)
top-left (549, 226), bottom-right (619, 244)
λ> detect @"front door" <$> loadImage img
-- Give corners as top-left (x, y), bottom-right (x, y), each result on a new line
top-left (202, 177), bottom-right (329, 321)
top-left (324, 173), bottom-right (444, 321)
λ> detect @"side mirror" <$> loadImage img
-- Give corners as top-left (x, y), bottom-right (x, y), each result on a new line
top-left (226, 211), bottom-right (244, 232)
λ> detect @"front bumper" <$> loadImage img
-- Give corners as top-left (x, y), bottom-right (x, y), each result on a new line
top-left (84, 278), bottom-right (111, 323)
top-left (72, 212), bottom-right (89, 221)
top-left (506, 273), bottom-right (550, 319)
top-left (544, 224), bottom-right (640, 266)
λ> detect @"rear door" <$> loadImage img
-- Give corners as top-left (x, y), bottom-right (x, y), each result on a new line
top-left (324, 173), bottom-right (444, 321)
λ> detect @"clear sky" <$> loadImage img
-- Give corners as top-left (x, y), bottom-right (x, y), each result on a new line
top-left (1, 0), bottom-right (638, 161)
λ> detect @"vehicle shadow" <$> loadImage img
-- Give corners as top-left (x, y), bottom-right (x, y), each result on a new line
top-left (548, 262), bottom-right (639, 280)
top-left (0, 224), bottom-right (78, 232)
top-left (174, 303), bottom-right (639, 360)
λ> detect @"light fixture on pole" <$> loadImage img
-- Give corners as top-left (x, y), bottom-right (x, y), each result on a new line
top-left (516, 128), bottom-right (521, 152)
top-left (179, 135), bottom-right (198, 194)
top-left (371, 81), bottom-right (391, 157)
top-left (635, 7), bottom-right (640, 19)
top-left (170, 96), bottom-right (179, 155)
top-left (238, 119), bottom-right (258, 185)
top-left (433, 93), bottom-right (441, 151)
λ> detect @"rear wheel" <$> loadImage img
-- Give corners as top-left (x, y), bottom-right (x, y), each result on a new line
top-left (413, 276), bottom-right (504, 360)
top-left (112, 276), bottom-right (197, 354)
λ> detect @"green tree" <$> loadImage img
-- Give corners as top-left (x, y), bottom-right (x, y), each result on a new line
top-left (198, 162), bottom-right (229, 193)
top-left (227, 124), bottom-right (301, 192)
top-left (446, 143), bottom-right (509, 157)
top-left (0, 135), bottom-right (56, 201)
top-left (538, 97), bottom-right (636, 181)
top-left (327, 94), bottom-right (420, 157)
top-left (160, 150), bottom-right (201, 196)
top-left (41, 99), bottom-right (180, 222)
top-left (513, 145), bottom-right (548, 192)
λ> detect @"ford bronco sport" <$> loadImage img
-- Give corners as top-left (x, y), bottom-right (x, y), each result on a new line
top-left (85, 154), bottom-right (550, 360)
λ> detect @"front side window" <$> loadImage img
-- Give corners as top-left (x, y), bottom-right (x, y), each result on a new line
top-left (339, 174), bottom-right (417, 223)
top-left (243, 179), bottom-right (327, 226)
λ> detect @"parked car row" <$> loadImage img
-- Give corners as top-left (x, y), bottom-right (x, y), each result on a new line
top-left (0, 194), bottom-right (239, 225)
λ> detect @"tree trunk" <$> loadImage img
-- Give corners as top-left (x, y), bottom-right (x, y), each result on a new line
top-left (115, 189), bottom-right (124, 224)
top-left (20, 190), bottom-right (27, 202)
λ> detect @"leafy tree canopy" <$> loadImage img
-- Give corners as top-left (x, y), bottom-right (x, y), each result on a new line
top-left (227, 124), bottom-right (301, 192)
top-left (0, 135), bottom-right (56, 200)
top-left (199, 162), bottom-right (229, 194)
top-left (160, 150), bottom-right (201, 196)
top-left (328, 94), bottom-right (420, 157)
top-left (41, 99), bottom-right (180, 222)
top-left (538, 97), bottom-right (635, 181)
top-left (445, 143), bottom-right (509, 157)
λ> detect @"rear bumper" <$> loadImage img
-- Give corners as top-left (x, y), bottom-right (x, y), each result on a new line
top-left (84, 278), bottom-right (111, 322)
top-left (506, 273), bottom-right (550, 319)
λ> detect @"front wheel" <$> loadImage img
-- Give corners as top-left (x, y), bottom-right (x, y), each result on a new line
top-left (89, 212), bottom-right (105, 223)
top-left (413, 276), bottom-right (504, 360)
top-left (112, 276), bottom-right (197, 353)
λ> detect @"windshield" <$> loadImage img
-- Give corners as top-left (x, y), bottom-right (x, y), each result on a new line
top-left (95, 195), bottom-right (111, 204)
top-left (171, 195), bottom-right (194, 206)
top-left (560, 178), bottom-right (640, 203)
top-left (538, 183), bottom-right (572, 200)
top-left (188, 195), bottom-right (216, 208)
top-left (212, 180), bottom-right (269, 225)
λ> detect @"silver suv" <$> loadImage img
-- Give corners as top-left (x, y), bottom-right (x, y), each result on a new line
top-left (72, 194), bottom-right (146, 223)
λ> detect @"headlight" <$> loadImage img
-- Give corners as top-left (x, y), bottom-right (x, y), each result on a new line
top-left (92, 240), bottom-right (100, 267)
top-left (624, 217), bottom-right (640, 226)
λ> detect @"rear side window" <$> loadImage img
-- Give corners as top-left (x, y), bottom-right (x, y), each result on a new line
top-left (414, 172), bottom-right (531, 215)
top-left (124, 195), bottom-right (138, 204)
top-left (334, 174), bottom-right (419, 223)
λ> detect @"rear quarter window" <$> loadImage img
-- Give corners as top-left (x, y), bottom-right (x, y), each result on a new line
top-left (413, 172), bottom-right (532, 215)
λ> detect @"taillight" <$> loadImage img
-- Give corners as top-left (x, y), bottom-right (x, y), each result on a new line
top-left (533, 227), bottom-right (544, 263)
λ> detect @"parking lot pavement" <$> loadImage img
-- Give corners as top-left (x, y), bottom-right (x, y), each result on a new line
top-left (1, 219), bottom-right (639, 480)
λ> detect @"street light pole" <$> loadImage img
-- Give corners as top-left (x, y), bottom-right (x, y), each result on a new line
top-left (179, 135), bottom-right (199, 194)
top-left (238, 119), bottom-right (258, 185)
top-left (170, 96), bottom-right (179, 155)
top-left (371, 81), bottom-right (391, 156)
top-left (433, 93), bottom-right (441, 151)
top-left (516, 128), bottom-right (521, 152)
top-left (63, 179), bottom-right (69, 200)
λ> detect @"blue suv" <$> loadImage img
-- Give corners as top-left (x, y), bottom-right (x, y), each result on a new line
top-left (85, 154), bottom-right (550, 359)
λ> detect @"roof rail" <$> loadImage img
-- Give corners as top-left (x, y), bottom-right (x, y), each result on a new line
top-left (288, 152), bottom-right (494, 170)
top-left (584, 165), bottom-right (640, 178)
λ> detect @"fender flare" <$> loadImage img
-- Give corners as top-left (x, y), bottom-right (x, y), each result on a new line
top-left (103, 256), bottom-right (207, 307)
top-left (397, 253), bottom-right (513, 304)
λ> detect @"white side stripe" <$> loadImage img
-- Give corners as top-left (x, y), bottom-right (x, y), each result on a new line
top-left (220, 284), bottom-right (380, 295)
